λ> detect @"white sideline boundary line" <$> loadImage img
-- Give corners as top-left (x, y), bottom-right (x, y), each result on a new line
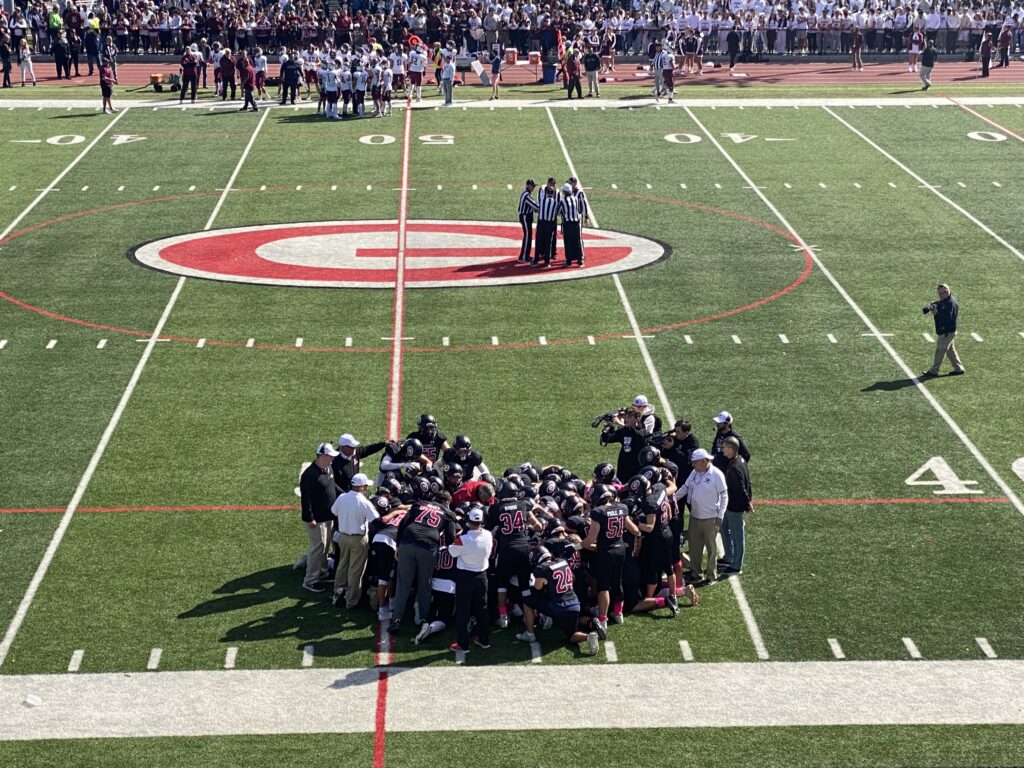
top-left (5, 660), bottom-right (1024, 740)
top-left (685, 106), bottom-right (1024, 520)
top-left (0, 109), bottom-right (128, 243)
top-left (0, 109), bottom-right (272, 670)
top-left (547, 106), bottom-right (770, 661)
top-left (823, 106), bottom-right (1024, 265)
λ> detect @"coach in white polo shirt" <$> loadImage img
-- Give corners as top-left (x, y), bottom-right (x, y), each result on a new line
top-left (448, 507), bottom-right (493, 652)
top-left (678, 448), bottom-right (728, 585)
top-left (331, 473), bottom-right (379, 609)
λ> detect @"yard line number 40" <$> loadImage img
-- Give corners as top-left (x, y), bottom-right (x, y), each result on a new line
top-left (907, 456), bottom-right (1024, 495)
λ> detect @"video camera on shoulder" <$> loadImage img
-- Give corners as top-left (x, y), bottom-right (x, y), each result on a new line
top-left (591, 408), bottom-right (628, 429)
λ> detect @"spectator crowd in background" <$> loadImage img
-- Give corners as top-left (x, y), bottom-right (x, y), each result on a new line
top-left (4, 0), bottom-right (1024, 63)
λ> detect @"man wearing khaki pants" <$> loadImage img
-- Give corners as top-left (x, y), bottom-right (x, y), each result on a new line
top-left (678, 448), bottom-right (728, 586)
top-left (921, 283), bottom-right (965, 378)
top-left (331, 473), bottom-right (380, 609)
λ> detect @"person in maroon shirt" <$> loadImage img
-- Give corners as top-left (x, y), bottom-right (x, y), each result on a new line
top-left (851, 26), bottom-right (863, 70)
top-left (996, 25), bottom-right (1011, 68)
top-left (238, 51), bottom-right (257, 112)
top-left (979, 31), bottom-right (992, 78)
top-left (99, 57), bottom-right (117, 114)
top-left (179, 44), bottom-right (199, 103)
top-left (564, 48), bottom-right (582, 99)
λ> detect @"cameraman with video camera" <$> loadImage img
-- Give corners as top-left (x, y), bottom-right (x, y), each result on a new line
top-left (596, 395), bottom-right (660, 481)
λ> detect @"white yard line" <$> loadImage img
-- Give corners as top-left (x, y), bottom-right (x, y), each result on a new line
top-left (301, 645), bottom-right (315, 668)
top-left (976, 637), bottom-right (997, 659)
top-left (3, 661), bottom-right (1024, 740)
top-left (679, 640), bottom-right (694, 662)
top-left (224, 647), bottom-right (238, 669)
top-left (903, 637), bottom-right (923, 660)
top-left (386, 104), bottom-right (413, 442)
top-left (67, 650), bottom-right (84, 673)
top-left (147, 648), bottom-right (162, 671)
top-left (548, 105), bottom-right (769, 661)
top-left (823, 106), bottom-right (1024, 265)
top-left (0, 109), bottom-right (272, 671)
top-left (604, 641), bottom-right (618, 663)
top-left (828, 638), bottom-right (846, 660)
top-left (530, 642), bottom-right (542, 664)
top-left (685, 106), bottom-right (1024, 520)
top-left (0, 109), bottom-right (128, 244)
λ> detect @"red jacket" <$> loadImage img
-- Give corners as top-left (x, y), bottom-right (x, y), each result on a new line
top-left (241, 63), bottom-right (256, 88)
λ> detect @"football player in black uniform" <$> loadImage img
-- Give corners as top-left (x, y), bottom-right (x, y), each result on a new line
top-left (406, 413), bottom-right (450, 464)
top-left (629, 475), bottom-right (688, 615)
top-left (440, 434), bottom-right (489, 478)
top-left (377, 437), bottom-right (431, 486)
top-left (366, 491), bottom-right (408, 620)
top-left (487, 480), bottom-right (542, 628)
top-left (580, 484), bottom-right (640, 638)
top-left (388, 480), bottom-right (459, 634)
top-left (516, 546), bottom-right (600, 655)
top-left (413, 528), bottom-right (460, 644)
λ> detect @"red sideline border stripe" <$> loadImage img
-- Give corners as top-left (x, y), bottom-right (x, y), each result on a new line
top-left (0, 497), bottom-right (1011, 515)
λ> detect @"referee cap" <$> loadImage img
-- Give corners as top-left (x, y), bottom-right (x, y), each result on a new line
top-left (561, 183), bottom-right (572, 194)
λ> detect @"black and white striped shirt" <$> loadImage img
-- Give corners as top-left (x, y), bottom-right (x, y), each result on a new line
top-left (558, 194), bottom-right (583, 223)
top-left (573, 188), bottom-right (589, 223)
top-left (538, 187), bottom-right (559, 221)
top-left (518, 188), bottom-right (540, 217)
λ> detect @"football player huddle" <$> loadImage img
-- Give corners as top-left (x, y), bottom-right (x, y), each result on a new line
top-left (306, 412), bottom-right (702, 660)
top-left (278, 41), bottom-right (414, 119)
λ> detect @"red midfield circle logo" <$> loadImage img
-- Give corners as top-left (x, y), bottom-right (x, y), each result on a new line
top-left (131, 220), bottom-right (668, 288)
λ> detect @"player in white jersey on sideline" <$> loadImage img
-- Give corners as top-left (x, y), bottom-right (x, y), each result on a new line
top-left (340, 63), bottom-right (353, 118)
top-left (370, 57), bottom-right (383, 117)
top-left (381, 61), bottom-right (394, 117)
top-left (408, 43), bottom-right (427, 102)
top-left (389, 45), bottom-right (407, 95)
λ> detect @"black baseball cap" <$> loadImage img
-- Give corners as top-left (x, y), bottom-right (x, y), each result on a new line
top-left (526, 178), bottom-right (536, 186)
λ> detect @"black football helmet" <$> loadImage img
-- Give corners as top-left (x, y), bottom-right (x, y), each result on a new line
top-left (530, 546), bottom-right (553, 568)
top-left (378, 477), bottom-right (403, 497)
top-left (590, 484), bottom-right (616, 504)
top-left (408, 475), bottom-right (431, 500)
top-left (418, 414), bottom-right (437, 432)
top-left (593, 463), bottom-right (616, 483)
top-left (638, 465), bottom-right (660, 484)
top-left (638, 445), bottom-right (661, 467)
top-left (444, 462), bottom-right (464, 479)
top-left (497, 478), bottom-right (521, 500)
top-left (402, 438), bottom-right (424, 460)
top-left (627, 475), bottom-right (652, 498)
top-left (519, 463), bottom-right (540, 483)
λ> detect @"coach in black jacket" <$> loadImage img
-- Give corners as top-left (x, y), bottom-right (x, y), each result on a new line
top-left (299, 442), bottom-right (341, 592)
top-left (711, 411), bottom-right (750, 474)
top-left (332, 432), bottom-right (387, 492)
top-left (722, 437), bottom-right (752, 575)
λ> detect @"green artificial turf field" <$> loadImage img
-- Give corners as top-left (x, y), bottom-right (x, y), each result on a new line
top-left (1, 95), bottom-right (1023, 765)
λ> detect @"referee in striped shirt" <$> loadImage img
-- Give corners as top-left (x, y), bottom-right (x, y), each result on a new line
top-left (558, 183), bottom-right (585, 267)
top-left (533, 177), bottom-right (559, 268)
top-left (517, 179), bottom-right (540, 263)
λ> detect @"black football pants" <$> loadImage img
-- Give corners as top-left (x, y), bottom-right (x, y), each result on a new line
top-left (534, 219), bottom-right (557, 265)
top-left (518, 214), bottom-right (533, 262)
top-left (562, 220), bottom-right (584, 265)
top-left (455, 569), bottom-right (489, 649)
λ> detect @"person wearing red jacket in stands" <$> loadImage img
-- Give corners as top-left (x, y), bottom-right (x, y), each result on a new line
top-left (238, 51), bottom-right (257, 112)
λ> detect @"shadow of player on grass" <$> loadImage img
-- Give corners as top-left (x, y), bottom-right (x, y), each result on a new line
top-left (178, 564), bottom-right (374, 646)
top-left (861, 376), bottom-right (920, 392)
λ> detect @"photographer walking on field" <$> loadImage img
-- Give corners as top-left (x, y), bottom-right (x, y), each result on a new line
top-left (921, 283), bottom-right (965, 378)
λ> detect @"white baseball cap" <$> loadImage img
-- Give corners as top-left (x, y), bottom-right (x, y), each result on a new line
top-left (351, 473), bottom-right (371, 487)
top-left (317, 442), bottom-right (340, 457)
top-left (467, 507), bottom-right (485, 523)
top-left (690, 448), bottom-right (713, 462)
top-left (713, 411), bottom-right (733, 424)
top-left (633, 395), bottom-right (649, 408)
top-left (338, 433), bottom-right (360, 448)
top-left (561, 183), bottom-right (573, 194)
